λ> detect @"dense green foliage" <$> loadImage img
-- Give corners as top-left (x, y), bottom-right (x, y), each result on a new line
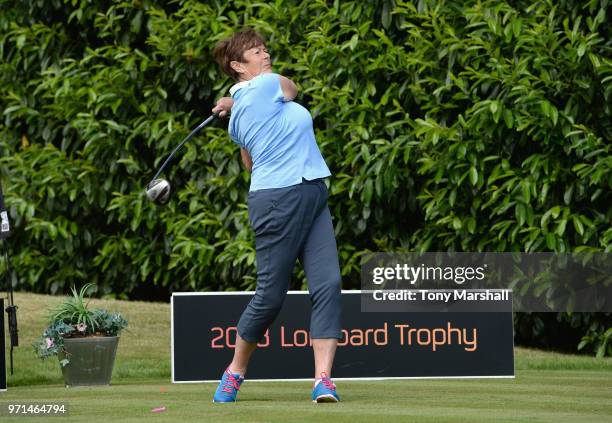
top-left (1, 0), bottom-right (610, 354)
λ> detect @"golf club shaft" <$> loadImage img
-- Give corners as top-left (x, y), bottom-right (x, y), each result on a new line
top-left (150, 114), bottom-right (217, 182)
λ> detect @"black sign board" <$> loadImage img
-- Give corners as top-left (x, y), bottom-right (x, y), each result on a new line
top-left (171, 292), bottom-right (514, 382)
top-left (1, 298), bottom-right (6, 391)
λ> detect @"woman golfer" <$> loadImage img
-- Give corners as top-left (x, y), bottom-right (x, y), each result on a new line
top-left (211, 28), bottom-right (342, 403)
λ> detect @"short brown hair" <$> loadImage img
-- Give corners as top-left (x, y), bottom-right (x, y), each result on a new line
top-left (213, 28), bottom-right (266, 81)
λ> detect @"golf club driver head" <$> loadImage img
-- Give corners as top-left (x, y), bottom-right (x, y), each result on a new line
top-left (146, 178), bottom-right (171, 205)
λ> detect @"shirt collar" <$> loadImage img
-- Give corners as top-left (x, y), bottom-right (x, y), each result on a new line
top-left (229, 80), bottom-right (251, 97)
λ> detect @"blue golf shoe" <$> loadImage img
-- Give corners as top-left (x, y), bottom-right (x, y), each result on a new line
top-left (213, 368), bottom-right (244, 403)
top-left (312, 372), bottom-right (340, 403)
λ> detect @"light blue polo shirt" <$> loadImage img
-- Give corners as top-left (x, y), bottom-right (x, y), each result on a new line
top-left (228, 73), bottom-right (331, 192)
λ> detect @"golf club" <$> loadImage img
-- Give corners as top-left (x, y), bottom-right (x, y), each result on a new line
top-left (145, 113), bottom-right (218, 205)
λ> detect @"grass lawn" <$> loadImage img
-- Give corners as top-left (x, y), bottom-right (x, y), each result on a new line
top-left (0, 292), bottom-right (610, 422)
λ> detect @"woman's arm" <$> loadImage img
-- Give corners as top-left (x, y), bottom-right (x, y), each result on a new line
top-left (240, 148), bottom-right (253, 173)
top-left (279, 75), bottom-right (298, 101)
top-left (212, 97), bottom-right (234, 117)
top-left (213, 98), bottom-right (251, 171)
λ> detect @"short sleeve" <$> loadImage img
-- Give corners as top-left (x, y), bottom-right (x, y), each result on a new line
top-left (228, 117), bottom-right (244, 148)
top-left (253, 73), bottom-right (284, 103)
top-left (228, 73), bottom-right (284, 150)
top-left (230, 134), bottom-right (243, 148)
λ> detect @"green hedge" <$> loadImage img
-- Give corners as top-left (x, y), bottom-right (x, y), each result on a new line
top-left (1, 0), bottom-right (610, 355)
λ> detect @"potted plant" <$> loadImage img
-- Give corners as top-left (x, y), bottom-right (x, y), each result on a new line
top-left (33, 283), bottom-right (128, 387)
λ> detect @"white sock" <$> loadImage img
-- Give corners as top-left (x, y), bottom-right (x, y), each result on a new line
top-left (227, 367), bottom-right (243, 378)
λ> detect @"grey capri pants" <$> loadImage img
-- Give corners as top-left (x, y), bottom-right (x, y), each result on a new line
top-left (237, 178), bottom-right (342, 343)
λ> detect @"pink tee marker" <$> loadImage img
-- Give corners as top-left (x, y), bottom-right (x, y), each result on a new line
top-left (151, 406), bottom-right (166, 413)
